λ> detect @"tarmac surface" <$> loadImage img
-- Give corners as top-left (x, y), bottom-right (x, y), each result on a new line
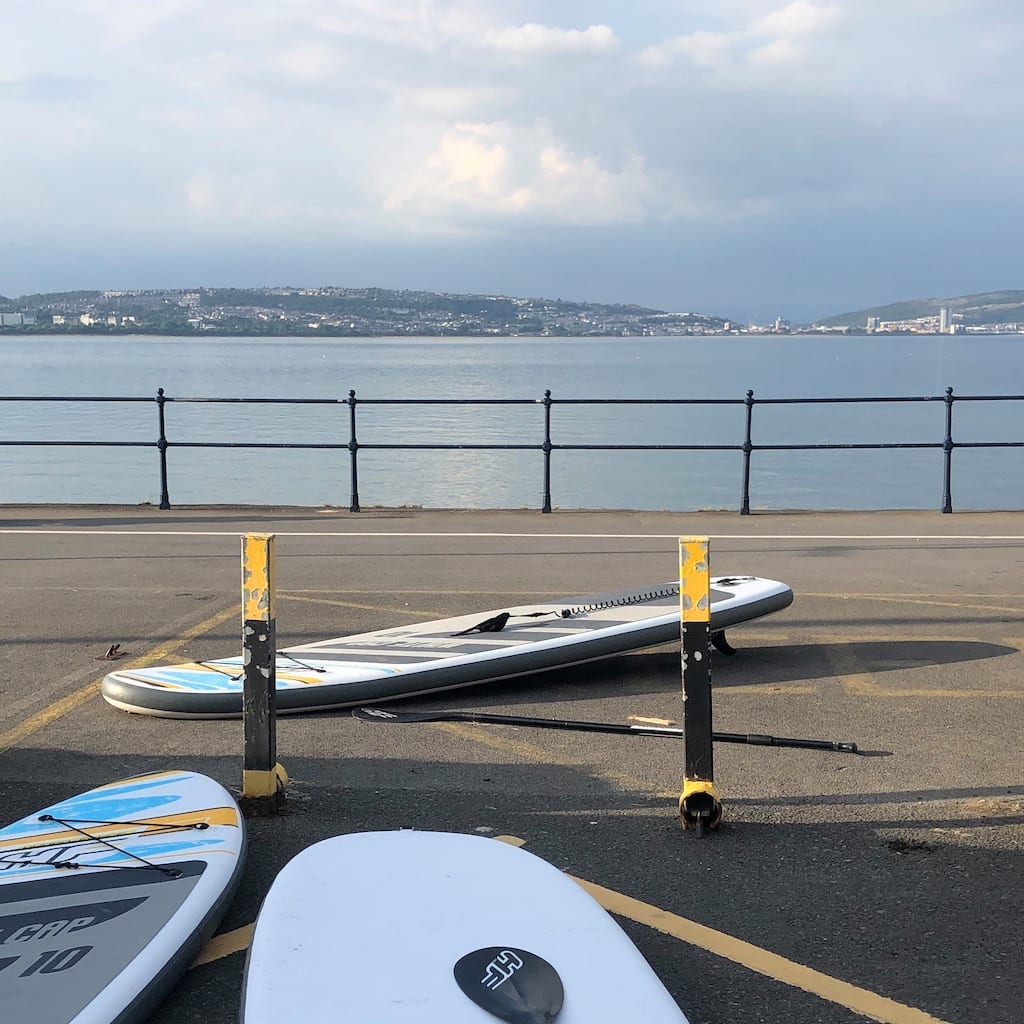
top-left (1, 505), bottom-right (1023, 1024)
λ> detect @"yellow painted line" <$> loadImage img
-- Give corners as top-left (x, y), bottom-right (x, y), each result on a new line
top-left (192, 924), bottom-right (254, 967)
top-left (434, 723), bottom-right (673, 798)
top-left (573, 876), bottom-right (954, 1024)
top-left (0, 603), bottom-right (241, 753)
top-left (824, 641), bottom-right (1024, 699)
top-left (280, 592), bottom-right (443, 619)
top-left (801, 593), bottom-right (1024, 615)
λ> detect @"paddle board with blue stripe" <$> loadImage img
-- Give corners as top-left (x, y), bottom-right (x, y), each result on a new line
top-left (102, 577), bottom-right (792, 719)
top-left (0, 770), bottom-right (245, 1024)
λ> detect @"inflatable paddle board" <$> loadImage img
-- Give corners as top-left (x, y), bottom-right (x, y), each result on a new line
top-left (241, 830), bottom-right (689, 1023)
top-left (0, 770), bottom-right (245, 1024)
top-left (102, 577), bottom-right (792, 719)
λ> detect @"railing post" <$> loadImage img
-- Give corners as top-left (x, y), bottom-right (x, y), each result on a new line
top-left (347, 389), bottom-right (361, 513)
top-left (541, 389), bottom-right (553, 513)
top-left (740, 389), bottom-right (754, 515)
top-left (156, 387), bottom-right (171, 510)
top-left (942, 386), bottom-right (954, 513)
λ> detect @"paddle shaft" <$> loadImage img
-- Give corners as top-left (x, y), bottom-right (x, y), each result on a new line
top-left (355, 708), bottom-right (858, 753)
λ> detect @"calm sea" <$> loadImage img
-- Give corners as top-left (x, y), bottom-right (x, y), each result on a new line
top-left (1, 333), bottom-right (1022, 512)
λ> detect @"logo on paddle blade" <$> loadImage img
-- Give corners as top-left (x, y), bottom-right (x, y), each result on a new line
top-left (482, 949), bottom-right (524, 989)
top-left (454, 946), bottom-right (564, 1024)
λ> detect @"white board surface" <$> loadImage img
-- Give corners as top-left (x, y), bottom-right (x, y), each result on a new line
top-left (102, 577), bottom-right (792, 718)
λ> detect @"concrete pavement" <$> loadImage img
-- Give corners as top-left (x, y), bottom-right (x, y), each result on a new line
top-left (1, 505), bottom-right (1023, 1024)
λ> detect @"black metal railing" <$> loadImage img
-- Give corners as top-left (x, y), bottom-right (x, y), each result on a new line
top-left (1, 387), bottom-right (1022, 513)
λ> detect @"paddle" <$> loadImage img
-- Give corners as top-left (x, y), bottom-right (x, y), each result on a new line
top-left (454, 946), bottom-right (564, 1024)
top-left (353, 707), bottom-right (859, 753)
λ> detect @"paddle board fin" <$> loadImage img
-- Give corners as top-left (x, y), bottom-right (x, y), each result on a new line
top-left (454, 946), bottom-right (564, 1024)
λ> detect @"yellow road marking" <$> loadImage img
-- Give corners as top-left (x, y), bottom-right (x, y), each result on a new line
top-left (824, 641), bottom-right (1024, 699)
top-left (192, 924), bottom-right (254, 967)
top-left (280, 592), bottom-right (444, 619)
top-left (574, 877), bottom-right (954, 1024)
top-left (0, 604), bottom-right (242, 753)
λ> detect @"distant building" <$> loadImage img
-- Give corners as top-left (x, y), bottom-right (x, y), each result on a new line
top-left (939, 307), bottom-right (950, 333)
top-left (866, 316), bottom-right (879, 332)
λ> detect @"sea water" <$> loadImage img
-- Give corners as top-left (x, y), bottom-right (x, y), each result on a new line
top-left (1, 333), bottom-right (1021, 511)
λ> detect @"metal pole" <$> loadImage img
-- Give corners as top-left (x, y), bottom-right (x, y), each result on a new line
top-left (678, 536), bottom-right (721, 836)
top-left (942, 387), bottom-right (954, 514)
top-left (156, 388), bottom-right (171, 510)
top-left (740, 389), bottom-right (754, 515)
top-left (347, 389), bottom-right (361, 513)
top-left (541, 389), bottom-right (553, 513)
top-left (240, 533), bottom-right (287, 812)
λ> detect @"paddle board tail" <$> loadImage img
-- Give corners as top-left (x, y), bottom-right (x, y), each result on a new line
top-left (242, 830), bottom-right (690, 1023)
top-left (0, 771), bottom-right (245, 1024)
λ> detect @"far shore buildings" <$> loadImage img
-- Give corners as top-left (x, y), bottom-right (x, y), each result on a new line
top-left (867, 307), bottom-right (963, 334)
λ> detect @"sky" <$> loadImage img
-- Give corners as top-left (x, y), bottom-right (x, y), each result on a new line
top-left (3, 1), bottom-right (1023, 323)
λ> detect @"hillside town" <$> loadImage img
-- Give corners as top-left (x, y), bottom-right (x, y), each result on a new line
top-left (1, 286), bottom-right (1022, 336)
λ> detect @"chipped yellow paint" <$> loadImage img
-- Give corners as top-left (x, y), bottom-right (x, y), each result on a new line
top-left (678, 536), bottom-right (710, 622)
top-left (241, 533), bottom-right (275, 622)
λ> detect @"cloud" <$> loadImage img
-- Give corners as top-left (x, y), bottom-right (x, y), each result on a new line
top-left (480, 23), bottom-right (619, 57)
top-left (639, 1), bottom-right (843, 69)
top-left (751, 1), bottom-right (841, 37)
top-left (383, 121), bottom-right (657, 228)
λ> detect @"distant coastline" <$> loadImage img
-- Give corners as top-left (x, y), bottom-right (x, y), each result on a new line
top-left (2, 284), bottom-right (1023, 336)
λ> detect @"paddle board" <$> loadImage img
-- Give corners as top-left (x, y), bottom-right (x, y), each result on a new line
top-left (102, 577), bottom-right (792, 719)
top-left (0, 770), bottom-right (245, 1024)
top-left (241, 830), bottom-right (689, 1023)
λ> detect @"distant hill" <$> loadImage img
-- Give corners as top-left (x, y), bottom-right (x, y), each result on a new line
top-left (816, 290), bottom-right (1024, 329)
top-left (2, 286), bottom-right (728, 337)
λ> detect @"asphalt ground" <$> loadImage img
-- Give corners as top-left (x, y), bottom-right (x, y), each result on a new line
top-left (1, 505), bottom-right (1023, 1024)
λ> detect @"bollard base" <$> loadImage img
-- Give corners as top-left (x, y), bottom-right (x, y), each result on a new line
top-left (238, 762), bottom-right (289, 818)
top-left (679, 780), bottom-right (723, 838)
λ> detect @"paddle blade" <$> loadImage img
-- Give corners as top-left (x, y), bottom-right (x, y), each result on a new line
top-left (454, 946), bottom-right (564, 1024)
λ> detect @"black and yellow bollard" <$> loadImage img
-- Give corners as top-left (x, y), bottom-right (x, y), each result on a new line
top-left (678, 536), bottom-right (722, 836)
top-left (239, 533), bottom-right (288, 816)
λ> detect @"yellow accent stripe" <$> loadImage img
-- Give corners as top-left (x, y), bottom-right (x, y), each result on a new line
top-left (0, 604), bottom-right (242, 753)
top-left (678, 537), bottom-right (711, 623)
top-left (0, 806), bottom-right (240, 853)
top-left (573, 877), bottom-right (954, 1024)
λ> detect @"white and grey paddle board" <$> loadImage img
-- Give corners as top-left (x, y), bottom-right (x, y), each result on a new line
top-left (241, 830), bottom-right (689, 1023)
top-left (0, 770), bottom-right (245, 1024)
top-left (102, 577), bottom-right (792, 719)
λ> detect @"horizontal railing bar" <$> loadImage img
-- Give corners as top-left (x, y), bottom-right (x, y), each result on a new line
top-left (0, 440), bottom-right (157, 447)
top-left (0, 396), bottom-right (157, 403)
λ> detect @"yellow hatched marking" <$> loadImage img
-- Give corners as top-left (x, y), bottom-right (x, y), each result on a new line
top-left (574, 877), bottom-right (954, 1024)
top-left (0, 603), bottom-right (242, 753)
